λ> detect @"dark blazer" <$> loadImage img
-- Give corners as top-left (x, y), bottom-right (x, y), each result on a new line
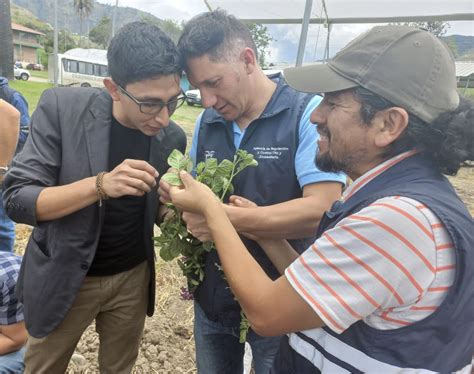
top-left (3, 87), bottom-right (186, 338)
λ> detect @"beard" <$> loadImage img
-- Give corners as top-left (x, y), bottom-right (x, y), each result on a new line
top-left (315, 152), bottom-right (346, 173)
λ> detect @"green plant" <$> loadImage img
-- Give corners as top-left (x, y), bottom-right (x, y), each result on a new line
top-left (154, 148), bottom-right (258, 342)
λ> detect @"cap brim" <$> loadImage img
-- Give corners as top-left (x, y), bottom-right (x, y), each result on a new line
top-left (284, 63), bottom-right (359, 93)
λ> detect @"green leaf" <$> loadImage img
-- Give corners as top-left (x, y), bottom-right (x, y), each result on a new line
top-left (215, 159), bottom-right (234, 178)
top-left (185, 159), bottom-right (194, 173)
top-left (167, 149), bottom-right (185, 169)
top-left (210, 176), bottom-right (225, 195)
top-left (204, 158), bottom-right (218, 175)
top-left (239, 311), bottom-right (250, 343)
top-left (161, 172), bottom-right (182, 186)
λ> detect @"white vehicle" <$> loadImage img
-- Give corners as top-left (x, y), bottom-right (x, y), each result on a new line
top-left (185, 89), bottom-right (201, 106)
top-left (48, 49), bottom-right (108, 88)
top-left (13, 66), bottom-right (30, 81)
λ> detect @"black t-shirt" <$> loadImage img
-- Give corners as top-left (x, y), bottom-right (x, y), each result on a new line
top-left (88, 117), bottom-right (151, 276)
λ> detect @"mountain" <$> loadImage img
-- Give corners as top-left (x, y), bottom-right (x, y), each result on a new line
top-left (441, 35), bottom-right (474, 60)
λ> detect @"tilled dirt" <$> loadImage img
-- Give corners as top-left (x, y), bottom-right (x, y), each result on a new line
top-left (13, 166), bottom-right (474, 373)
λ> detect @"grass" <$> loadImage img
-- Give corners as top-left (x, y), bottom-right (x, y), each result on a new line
top-left (171, 104), bottom-right (203, 141)
top-left (29, 70), bottom-right (49, 80)
top-left (9, 79), bottom-right (53, 113)
top-left (459, 87), bottom-right (474, 98)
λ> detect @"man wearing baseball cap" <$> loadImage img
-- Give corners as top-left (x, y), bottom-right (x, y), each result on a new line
top-left (167, 25), bottom-right (473, 372)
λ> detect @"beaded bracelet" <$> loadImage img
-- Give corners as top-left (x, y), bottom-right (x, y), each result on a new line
top-left (95, 171), bottom-right (109, 207)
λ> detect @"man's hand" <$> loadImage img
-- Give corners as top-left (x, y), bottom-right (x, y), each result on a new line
top-left (227, 195), bottom-right (260, 241)
top-left (228, 195), bottom-right (257, 208)
top-left (169, 171), bottom-right (220, 215)
top-left (182, 212), bottom-right (212, 242)
top-left (102, 159), bottom-right (158, 198)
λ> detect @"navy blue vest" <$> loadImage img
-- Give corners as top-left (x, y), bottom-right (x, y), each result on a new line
top-left (194, 76), bottom-right (315, 326)
top-left (273, 154), bottom-right (474, 372)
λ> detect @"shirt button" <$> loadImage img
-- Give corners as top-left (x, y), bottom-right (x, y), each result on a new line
top-left (80, 262), bottom-right (89, 270)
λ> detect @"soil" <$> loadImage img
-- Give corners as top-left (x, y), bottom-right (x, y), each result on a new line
top-left (13, 166), bottom-right (474, 373)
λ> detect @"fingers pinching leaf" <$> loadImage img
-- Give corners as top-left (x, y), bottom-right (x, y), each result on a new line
top-left (167, 149), bottom-right (185, 169)
top-left (161, 172), bottom-right (182, 186)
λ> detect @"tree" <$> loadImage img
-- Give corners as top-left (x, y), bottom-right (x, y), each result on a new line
top-left (394, 21), bottom-right (450, 38)
top-left (247, 23), bottom-right (273, 68)
top-left (73, 0), bottom-right (94, 38)
top-left (89, 16), bottom-right (111, 48)
top-left (0, 0), bottom-right (14, 79)
top-left (43, 29), bottom-right (78, 54)
top-left (140, 15), bottom-right (182, 44)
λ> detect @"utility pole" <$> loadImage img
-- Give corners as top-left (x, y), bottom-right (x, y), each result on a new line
top-left (53, 0), bottom-right (58, 86)
top-left (296, 0), bottom-right (313, 67)
top-left (112, 0), bottom-right (118, 37)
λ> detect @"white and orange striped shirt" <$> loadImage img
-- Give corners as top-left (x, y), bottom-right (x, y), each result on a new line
top-left (286, 151), bottom-right (455, 333)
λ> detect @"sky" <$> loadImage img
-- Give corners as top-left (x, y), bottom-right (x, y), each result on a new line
top-left (96, 0), bottom-right (473, 65)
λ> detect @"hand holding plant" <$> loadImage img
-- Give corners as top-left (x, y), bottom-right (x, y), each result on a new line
top-left (169, 171), bottom-right (220, 215)
top-left (154, 149), bottom-right (258, 343)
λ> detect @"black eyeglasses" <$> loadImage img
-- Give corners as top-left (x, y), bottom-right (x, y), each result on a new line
top-left (117, 84), bottom-right (186, 115)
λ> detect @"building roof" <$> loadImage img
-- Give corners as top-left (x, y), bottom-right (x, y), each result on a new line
top-left (11, 23), bottom-right (45, 36)
top-left (64, 48), bottom-right (107, 64)
top-left (455, 61), bottom-right (474, 78)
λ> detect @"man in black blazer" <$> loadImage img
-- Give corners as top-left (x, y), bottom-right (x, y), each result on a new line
top-left (3, 22), bottom-right (186, 373)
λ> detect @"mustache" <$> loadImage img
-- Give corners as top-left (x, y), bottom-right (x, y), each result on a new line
top-left (318, 128), bottom-right (330, 139)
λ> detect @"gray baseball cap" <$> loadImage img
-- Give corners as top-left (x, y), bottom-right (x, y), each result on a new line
top-left (284, 25), bottom-right (460, 124)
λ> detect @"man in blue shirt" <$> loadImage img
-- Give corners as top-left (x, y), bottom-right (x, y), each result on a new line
top-left (0, 78), bottom-right (30, 253)
top-left (161, 9), bottom-right (346, 374)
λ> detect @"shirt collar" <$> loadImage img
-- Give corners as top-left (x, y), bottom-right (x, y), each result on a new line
top-left (342, 150), bottom-right (418, 202)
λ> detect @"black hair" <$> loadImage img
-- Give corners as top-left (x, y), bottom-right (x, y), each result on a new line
top-left (107, 22), bottom-right (180, 87)
top-left (353, 87), bottom-right (474, 175)
top-left (177, 9), bottom-right (258, 68)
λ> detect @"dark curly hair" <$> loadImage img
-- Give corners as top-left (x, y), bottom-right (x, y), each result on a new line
top-left (353, 87), bottom-right (474, 175)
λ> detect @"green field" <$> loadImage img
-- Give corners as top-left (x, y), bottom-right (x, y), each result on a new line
top-left (459, 87), bottom-right (474, 98)
top-left (172, 104), bottom-right (203, 140)
top-left (30, 70), bottom-right (49, 80)
top-left (9, 80), bottom-right (53, 113)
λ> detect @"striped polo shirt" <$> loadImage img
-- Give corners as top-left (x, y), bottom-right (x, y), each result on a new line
top-left (286, 151), bottom-right (455, 333)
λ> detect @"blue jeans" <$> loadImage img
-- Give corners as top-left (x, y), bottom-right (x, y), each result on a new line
top-left (0, 193), bottom-right (15, 252)
top-left (0, 346), bottom-right (26, 373)
top-left (194, 302), bottom-right (282, 374)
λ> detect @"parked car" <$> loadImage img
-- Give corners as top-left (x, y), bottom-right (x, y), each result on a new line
top-left (26, 63), bottom-right (43, 71)
top-left (13, 66), bottom-right (30, 81)
top-left (185, 89), bottom-right (201, 106)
